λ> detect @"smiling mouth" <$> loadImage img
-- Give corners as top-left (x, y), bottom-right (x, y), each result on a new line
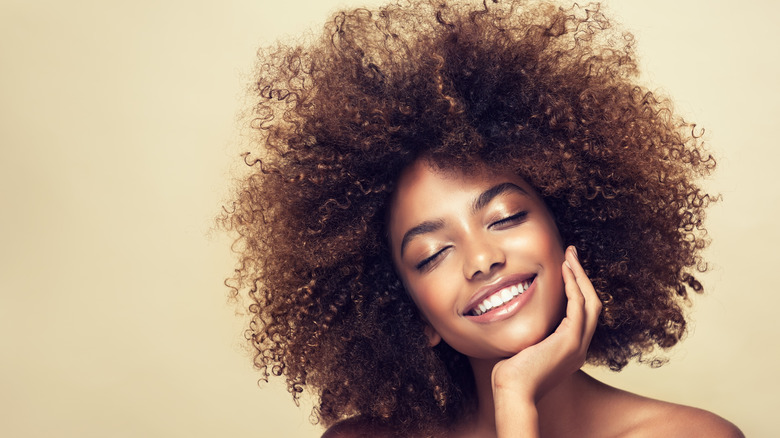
top-left (466, 275), bottom-right (536, 317)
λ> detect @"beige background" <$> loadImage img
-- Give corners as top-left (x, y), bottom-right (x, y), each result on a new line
top-left (1, 0), bottom-right (777, 436)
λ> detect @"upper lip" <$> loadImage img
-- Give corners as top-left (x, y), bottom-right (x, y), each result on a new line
top-left (463, 273), bottom-right (536, 315)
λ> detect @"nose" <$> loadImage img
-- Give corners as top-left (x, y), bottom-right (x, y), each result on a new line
top-left (462, 237), bottom-right (505, 280)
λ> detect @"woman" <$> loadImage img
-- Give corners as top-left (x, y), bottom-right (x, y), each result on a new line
top-left (222, 0), bottom-right (743, 435)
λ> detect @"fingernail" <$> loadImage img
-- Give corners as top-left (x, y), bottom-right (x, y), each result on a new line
top-left (571, 246), bottom-right (578, 259)
top-left (565, 260), bottom-right (572, 270)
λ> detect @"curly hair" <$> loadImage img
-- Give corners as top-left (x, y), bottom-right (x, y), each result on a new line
top-left (220, 0), bottom-right (716, 433)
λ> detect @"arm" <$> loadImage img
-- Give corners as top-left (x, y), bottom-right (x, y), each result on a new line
top-left (491, 246), bottom-right (602, 437)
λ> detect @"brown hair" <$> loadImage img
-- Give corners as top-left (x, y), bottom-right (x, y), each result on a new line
top-left (221, 0), bottom-right (715, 433)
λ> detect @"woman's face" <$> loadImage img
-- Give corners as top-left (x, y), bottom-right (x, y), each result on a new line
top-left (388, 159), bottom-right (567, 359)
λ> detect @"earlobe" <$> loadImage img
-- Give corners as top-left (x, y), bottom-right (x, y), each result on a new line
top-left (424, 324), bottom-right (442, 347)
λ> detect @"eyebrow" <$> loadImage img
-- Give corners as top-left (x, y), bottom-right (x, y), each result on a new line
top-left (399, 219), bottom-right (445, 257)
top-left (472, 182), bottom-right (528, 214)
top-left (398, 182), bottom-right (528, 257)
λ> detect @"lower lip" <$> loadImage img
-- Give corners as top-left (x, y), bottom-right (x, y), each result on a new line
top-left (464, 277), bottom-right (537, 324)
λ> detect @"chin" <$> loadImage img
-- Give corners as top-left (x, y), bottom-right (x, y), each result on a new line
top-left (469, 324), bottom-right (554, 360)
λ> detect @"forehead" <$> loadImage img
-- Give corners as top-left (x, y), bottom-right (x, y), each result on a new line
top-left (394, 161), bottom-right (484, 204)
top-left (392, 159), bottom-right (531, 205)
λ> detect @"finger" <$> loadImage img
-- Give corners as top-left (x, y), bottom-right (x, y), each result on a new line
top-left (565, 246), bottom-right (601, 340)
top-left (561, 255), bottom-right (586, 335)
top-left (564, 247), bottom-right (596, 299)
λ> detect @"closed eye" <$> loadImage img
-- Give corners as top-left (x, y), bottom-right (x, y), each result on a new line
top-left (490, 211), bottom-right (528, 229)
top-left (415, 246), bottom-right (452, 271)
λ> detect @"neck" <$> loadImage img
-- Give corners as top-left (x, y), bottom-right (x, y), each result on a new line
top-left (464, 357), bottom-right (595, 437)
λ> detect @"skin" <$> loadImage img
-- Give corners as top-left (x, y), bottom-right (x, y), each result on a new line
top-left (324, 158), bottom-right (743, 438)
top-left (389, 159), bottom-right (568, 361)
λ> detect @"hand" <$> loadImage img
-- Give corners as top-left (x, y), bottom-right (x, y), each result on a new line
top-left (491, 246), bottom-right (602, 436)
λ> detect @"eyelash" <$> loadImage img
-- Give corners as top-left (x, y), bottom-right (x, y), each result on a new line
top-left (490, 211), bottom-right (528, 228)
top-left (414, 211), bottom-right (528, 271)
top-left (416, 247), bottom-right (449, 271)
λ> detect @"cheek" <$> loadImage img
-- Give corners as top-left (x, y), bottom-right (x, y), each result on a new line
top-left (505, 223), bottom-right (563, 260)
top-left (535, 220), bottom-right (565, 260)
top-left (403, 275), bottom-right (451, 322)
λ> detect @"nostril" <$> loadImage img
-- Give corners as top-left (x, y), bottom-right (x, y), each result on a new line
top-left (462, 240), bottom-right (506, 280)
top-left (468, 260), bottom-right (504, 281)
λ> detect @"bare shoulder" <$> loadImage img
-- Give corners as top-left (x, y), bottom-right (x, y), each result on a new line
top-left (321, 416), bottom-right (396, 438)
top-left (635, 401), bottom-right (744, 438)
top-left (601, 387), bottom-right (742, 437)
top-left (585, 376), bottom-right (743, 438)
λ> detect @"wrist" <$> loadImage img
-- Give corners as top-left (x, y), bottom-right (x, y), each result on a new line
top-left (492, 368), bottom-right (537, 403)
top-left (494, 388), bottom-right (539, 438)
top-left (493, 383), bottom-right (536, 409)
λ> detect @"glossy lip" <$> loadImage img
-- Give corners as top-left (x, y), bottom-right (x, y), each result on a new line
top-left (463, 276), bottom-right (537, 324)
top-left (462, 272), bottom-right (537, 316)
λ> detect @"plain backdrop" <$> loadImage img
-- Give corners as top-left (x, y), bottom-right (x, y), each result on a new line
top-left (1, 0), bottom-right (777, 436)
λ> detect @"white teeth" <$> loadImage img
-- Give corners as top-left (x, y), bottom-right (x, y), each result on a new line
top-left (470, 278), bottom-right (534, 316)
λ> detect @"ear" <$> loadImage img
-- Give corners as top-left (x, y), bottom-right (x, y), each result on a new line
top-left (424, 324), bottom-right (442, 347)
